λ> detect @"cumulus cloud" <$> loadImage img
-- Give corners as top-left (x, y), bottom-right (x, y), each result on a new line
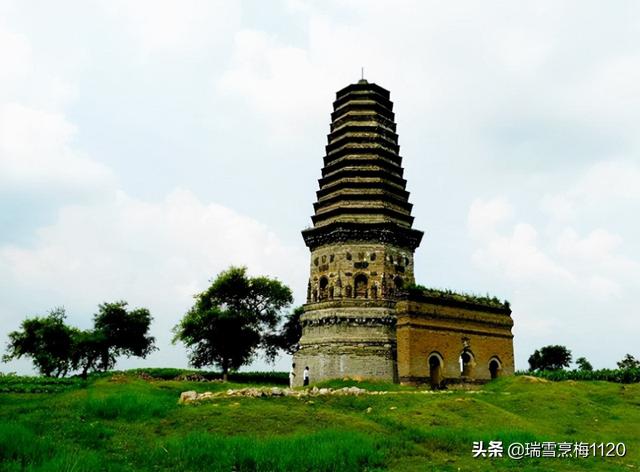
top-left (0, 103), bottom-right (114, 194)
top-left (468, 174), bottom-right (640, 367)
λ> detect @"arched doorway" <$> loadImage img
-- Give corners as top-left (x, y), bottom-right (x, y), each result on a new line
top-left (460, 350), bottom-right (474, 377)
top-left (489, 357), bottom-right (502, 379)
top-left (354, 274), bottom-right (368, 298)
top-left (428, 353), bottom-right (443, 389)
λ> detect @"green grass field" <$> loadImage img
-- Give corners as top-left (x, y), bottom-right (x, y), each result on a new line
top-left (0, 372), bottom-right (638, 471)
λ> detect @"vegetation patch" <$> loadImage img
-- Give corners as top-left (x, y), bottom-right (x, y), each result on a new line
top-left (147, 429), bottom-right (385, 472)
top-left (516, 368), bottom-right (640, 383)
top-left (0, 374), bottom-right (87, 393)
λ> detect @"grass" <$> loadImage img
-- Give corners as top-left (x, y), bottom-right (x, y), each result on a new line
top-left (0, 372), bottom-right (638, 471)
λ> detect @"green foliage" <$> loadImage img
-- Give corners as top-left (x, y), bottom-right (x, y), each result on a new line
top-left (405, 284), bottom-right (509, 310)
top-left (83, 391), bottom-right (174, 420)
top-left (517, 368), bottom-right (640, 383)
top-left (263, 306), bottom-right (303, 359)
top-left (528, 345), bottom-right (572, 371)
top-left (128, 368), bottom-right (289, 384)
top-left (575, 356), bottom-right (593, 371)
top-left (3, 302), bottom-right (155, 378)
top-left (0, 374), bottom-right (86, 393)
top-left (148, 429), bottom-right (385, 472)
top-left (83, 301), bottom-right (156, 374)
top-left (173, 266), bottom-right (293, 378)
top-left (616, 353), bottom-right (640, 369)
top-left (2, 308), bottom-right (76, 377)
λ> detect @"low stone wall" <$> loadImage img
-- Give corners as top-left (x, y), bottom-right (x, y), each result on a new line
top-left (179, 385), bottom-right (369, 403)
top-left (178, 386), bottom-right (491, 403)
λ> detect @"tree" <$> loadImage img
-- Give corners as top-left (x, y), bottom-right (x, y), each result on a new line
top-left (575, 357), bottom-right (593, 371)
top-left (617, 354), bottom-right (640, 370)
top-left (70, 329), bottom-right (107, 378)
top-left (3, 308), bottom-right (75, 377)
top-left (173, 266), bottom-right (293, 380)
top-left (3, 302), bottom-right (155, 378)
top-left (528, 345), bottom-right (572, 371)
top-left (263, 306), bottom-right (303, 361)
top-left (83, 301), bottom-right (157, 374)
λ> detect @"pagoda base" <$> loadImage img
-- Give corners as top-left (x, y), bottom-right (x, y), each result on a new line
top-left (291, 301), bottom-right (397, 387)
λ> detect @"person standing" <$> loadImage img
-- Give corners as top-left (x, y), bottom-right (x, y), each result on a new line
top-left (303, 366), bottom-right (310, 386)
top-left (289, 363), bottom-right (296, 388)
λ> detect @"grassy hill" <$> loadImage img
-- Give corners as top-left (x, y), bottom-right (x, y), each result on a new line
top-left (0, 371), bottom-right (638, 471)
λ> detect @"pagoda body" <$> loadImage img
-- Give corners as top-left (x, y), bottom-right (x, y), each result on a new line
top-left (293, 80), bottom-right (423, 384)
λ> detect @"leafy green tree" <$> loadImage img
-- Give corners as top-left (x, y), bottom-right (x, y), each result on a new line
top-left (4, 302), bottom-right (155, 378)
top-left (617, 353), bottom-right (640, 370)
top-left (528, 345), bottom-right (572, 371)
top-left (575, 357), bottom-right (593, 371)
top-left (263, 306), bottom-right (303, 360)
top-left (70, 329), bottom-right (107, 378)
top-left (173, 266), bottom-right (293, 380)
top-left (3, 308), bottom-right (75, 377)
top-left (83, 301), bottom-right (157, 374)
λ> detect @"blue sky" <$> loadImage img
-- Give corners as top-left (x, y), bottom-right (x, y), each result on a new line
top-left (1, 0), bottom-right (639, 374)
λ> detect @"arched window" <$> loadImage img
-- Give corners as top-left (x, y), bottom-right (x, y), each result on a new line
top-left (329, 285), bottom-right (334, 299)
top-left (394, 276), bottom-right (404, 290)
top-left (319, 277), bottom-right (329, 300)
top-left (354, 274), bottom-right (368, 298)
top-left (345, 285), bottom-right (352, 298)
top-left (370, 284), bottom-right (378, 299)
top-left (460, 350), bottom-right (474, 377)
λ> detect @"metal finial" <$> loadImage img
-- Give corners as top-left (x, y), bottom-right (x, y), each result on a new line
top-left (361, 67), bottom-right (364, 80)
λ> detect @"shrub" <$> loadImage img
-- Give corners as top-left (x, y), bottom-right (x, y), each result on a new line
top-left (0, 374), bottom-right (86, 393)
top-left (516, 368), bottom-right (640, 383)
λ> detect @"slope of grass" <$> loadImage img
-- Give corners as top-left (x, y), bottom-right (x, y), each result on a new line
top-left (0, 373), bottom-right (637, 471)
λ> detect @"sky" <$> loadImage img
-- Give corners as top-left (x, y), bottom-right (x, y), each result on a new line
top-left (1, 0), bottom-right (639, 375)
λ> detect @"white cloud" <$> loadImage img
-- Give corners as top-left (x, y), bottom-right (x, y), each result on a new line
top-left (99, 0), bottom-right (241, 56)
top-left (216, 29), bottom-right (332, 139)
top-left (0, 27), bottom-right (31, 87)
top-left (468, 197), bottom-right (513, 240)
top-left (468, 194), bottom-right (638, 297)
top-left (0, 103), bottom-right (114, 194)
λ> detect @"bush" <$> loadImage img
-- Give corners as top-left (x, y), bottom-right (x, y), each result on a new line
top-left (128, 368), bottom-right (288, 384)
top-left (0, 374), bottom-right (86, 393)
top-left (516, 368), bottom-right (640, 383)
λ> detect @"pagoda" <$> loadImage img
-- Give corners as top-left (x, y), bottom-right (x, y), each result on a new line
top-left (294, 79), bottom-right (423, 383)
